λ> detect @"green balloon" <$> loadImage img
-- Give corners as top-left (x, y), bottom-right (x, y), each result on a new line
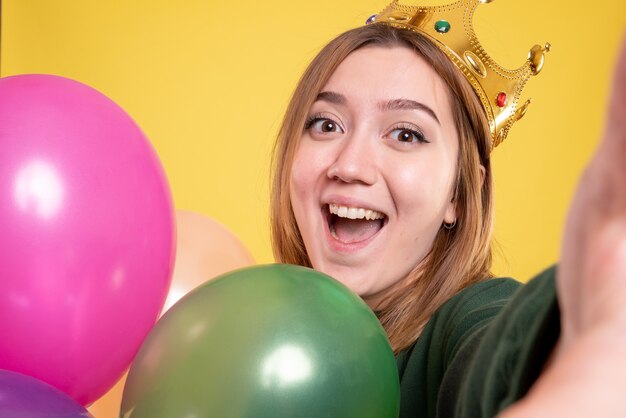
top-left (121, 264), bottom-right (399, 418)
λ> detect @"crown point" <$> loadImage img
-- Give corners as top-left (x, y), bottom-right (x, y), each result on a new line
top-left (528, 44), bottom-right (549, 75)
top-left (366, 14), bottom-right (377, 25)
top-left (515, 99), bottom-right (532, 121)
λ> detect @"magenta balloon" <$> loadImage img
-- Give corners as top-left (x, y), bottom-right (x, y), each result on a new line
top-left (0, 75), bottom-right (175, 405)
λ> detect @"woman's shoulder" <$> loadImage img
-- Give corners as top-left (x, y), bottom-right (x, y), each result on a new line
top-left (396, 267), bottom-right (559, 418)
top-left (395, 275), bottom-right (523, 416)
top-left (441, 276), bottom-right (523, 323)
top-left (440, 266), bottom-right (560, 417)
top-left (439, 266), bottom-right (559, 417)
top-left (425, 267), bottom-right (557, 362)
top-left (424, 276), bottom-right (523, 358)
top-left (397, 275), bottom-right (523, 365)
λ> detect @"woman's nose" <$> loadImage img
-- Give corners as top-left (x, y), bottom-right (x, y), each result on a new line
top-left (326, 135), bottom-right (378, 185)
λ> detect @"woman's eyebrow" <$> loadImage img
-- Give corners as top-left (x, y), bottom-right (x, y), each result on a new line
top-left (379, 99), bottom-right (440, 125)
top-left (315, 91), bottom-right (346, 105)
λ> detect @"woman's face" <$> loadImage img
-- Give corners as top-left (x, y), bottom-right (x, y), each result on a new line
top-left (290, 46), bottom-right (459, 307)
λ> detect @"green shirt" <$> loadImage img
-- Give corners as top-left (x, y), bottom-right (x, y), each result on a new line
top-left (396, 267), bottom-right (559, 417)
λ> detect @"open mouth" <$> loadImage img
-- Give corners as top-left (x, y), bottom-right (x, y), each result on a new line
top-left (324, 203), bottom-right (387, 244)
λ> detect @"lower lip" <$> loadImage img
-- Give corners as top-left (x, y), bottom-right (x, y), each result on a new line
top-left (321, 207), bottom-right (384, 253)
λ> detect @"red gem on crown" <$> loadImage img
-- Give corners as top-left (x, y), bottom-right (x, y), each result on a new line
top-left (496, 92), bottom-right (507, 108)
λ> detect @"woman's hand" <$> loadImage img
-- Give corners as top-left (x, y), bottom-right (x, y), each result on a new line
top-left (499, 33), bottom-right (626, 418)
top-left (558, 32), bottom-right (626, 345)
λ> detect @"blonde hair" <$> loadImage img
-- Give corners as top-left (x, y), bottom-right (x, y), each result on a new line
top-left (270, 24), bottom-right (494, 354)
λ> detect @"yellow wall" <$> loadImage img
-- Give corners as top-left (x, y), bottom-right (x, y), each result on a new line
top-left (2, 0), bottom-right (625, 281)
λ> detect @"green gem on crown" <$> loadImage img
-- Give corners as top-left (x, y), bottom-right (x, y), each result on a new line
top-left (434, 20), bottom-right (451, 33)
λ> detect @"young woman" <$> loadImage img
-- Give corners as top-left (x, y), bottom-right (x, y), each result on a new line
top-left (270, 8), bottom-right (626, 418)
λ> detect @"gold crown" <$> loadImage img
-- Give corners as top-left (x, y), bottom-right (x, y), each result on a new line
top-left (369, 0), bottom-right (550, 147)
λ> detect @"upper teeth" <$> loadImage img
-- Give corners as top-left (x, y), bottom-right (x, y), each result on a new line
top-left (329, 204), bottom-right (385, 220)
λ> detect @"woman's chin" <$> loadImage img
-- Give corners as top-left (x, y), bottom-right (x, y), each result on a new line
top-left (314, 263), bottom-right (373, 297)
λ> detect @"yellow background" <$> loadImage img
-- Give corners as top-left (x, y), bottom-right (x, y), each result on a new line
top-left (1, 1), bottom-right (625, 416)
top-left (1, 0), bottom-right (624, 280)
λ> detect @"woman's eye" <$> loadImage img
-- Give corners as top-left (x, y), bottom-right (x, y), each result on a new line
top-left (389, 128), bottom-right (428, 144)
top-left (306, 117), bottom-right (344, 134)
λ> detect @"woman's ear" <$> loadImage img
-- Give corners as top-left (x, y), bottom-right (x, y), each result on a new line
top-left (443, 201), bottom-right (457, 225)
top-left (444, 164), bottom-right (485, 225)
top-left (479, 164), bottom-right (486, 187)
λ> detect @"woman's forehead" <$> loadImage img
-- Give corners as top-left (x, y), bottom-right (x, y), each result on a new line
top-left (320, 46), bottom-right (449, 112)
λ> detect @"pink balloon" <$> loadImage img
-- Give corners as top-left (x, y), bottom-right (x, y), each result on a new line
top-left (0, 75), bottom-right (175, 406)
